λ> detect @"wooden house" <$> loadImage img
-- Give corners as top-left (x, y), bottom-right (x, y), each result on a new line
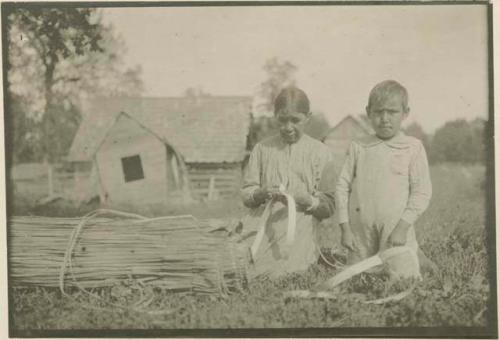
top-left (322, 115), bottom-right (374, 164)
top-left (67, 96), bottom-right (251, 205)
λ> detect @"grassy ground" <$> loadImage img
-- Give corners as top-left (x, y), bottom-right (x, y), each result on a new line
top-left (8, 164), bottom-right (496, 334)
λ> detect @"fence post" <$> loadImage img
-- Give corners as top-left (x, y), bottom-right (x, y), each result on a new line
top-left (208, 175), bottom-right (216, 201)
top-left (46, 161), bottom-right (54, 197)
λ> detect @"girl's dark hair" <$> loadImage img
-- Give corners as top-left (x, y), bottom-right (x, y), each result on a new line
top-left (274, 86), bottom-right (310, 115)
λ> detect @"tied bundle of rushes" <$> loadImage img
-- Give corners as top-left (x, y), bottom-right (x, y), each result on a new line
top-left (9, 213), bottom-right (248, 296)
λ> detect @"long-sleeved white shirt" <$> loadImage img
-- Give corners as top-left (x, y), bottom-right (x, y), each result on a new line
top-left (240, 134), bottom-right (337, 277)
top-left (241, 134), bottom-right (336, 219)
top-left (336, 132), bottom-right (432, 229)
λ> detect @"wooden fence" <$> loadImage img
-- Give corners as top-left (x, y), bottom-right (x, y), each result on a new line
top-left (187, 166), bottom-right (242, 200)
top-left (10, 163), bottom-right (95, 202)
top-left (11, 162), bottom-right (244, 203)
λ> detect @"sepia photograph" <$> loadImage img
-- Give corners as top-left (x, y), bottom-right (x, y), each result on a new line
top-left (2, 1), bottom-right (497, 338)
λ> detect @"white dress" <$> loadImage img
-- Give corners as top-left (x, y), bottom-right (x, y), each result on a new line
top-left (241, 134), bottom-right (336, 278)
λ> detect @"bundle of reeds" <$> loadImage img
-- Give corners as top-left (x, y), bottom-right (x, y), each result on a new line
top-left (9, 210), bottom-right (248, 295)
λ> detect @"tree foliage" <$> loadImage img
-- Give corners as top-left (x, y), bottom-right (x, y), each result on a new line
top-left (184, 86), bottom-right (211, 98)
top-left (404, 121), bottom-right (431, 154)
top-left (6, 7), bottom-right (143, 163)
top-left (251, 59), bottom-right (328, 148)
top-left (430, 118), bottom-right (486, 164)
top-left (9, 94), bottom-right (41, 163)
top-left (257, 57), bottom-right (297, 113)
top-left (303, 113), bottom-right (331, 141)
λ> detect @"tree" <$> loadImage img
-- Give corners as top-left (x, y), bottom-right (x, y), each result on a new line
top-left (303, 113), bottom-right (331, 141)
top-left (9, 94), bottom-right (42, 163)
top-left (7, 8), bottom-right (104, 163)
top-left (470, 117), bottom-right (487, 163)
top-left (257, 57), bottom-right (297, 113)
top-left (54, 22), bottom-right (143, 105)
top-left (404, 121), bottom-right (430, 153)
top-left (247, 115), bottom-right (279, 150)
top-left (6, 6), bottom-right (143, 196)
top-left (430, 119), bottom-right (485, 164)
top-left (248, 58), bottom-right (300, 148)
top-left (184, 86), bottom-right (210, 98)
top-left (7, 8), bottom-right (143, 160)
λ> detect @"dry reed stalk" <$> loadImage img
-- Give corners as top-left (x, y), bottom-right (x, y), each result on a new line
top-left (288, 246), bottom-right (417, 304)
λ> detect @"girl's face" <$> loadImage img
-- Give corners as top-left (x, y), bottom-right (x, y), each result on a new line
top-left (276, 111), bottom-right (310, 144)
top-left (366, 94), bottom-right (409, 140)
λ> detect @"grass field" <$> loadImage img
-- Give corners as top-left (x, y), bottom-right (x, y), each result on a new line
top-left (8, 163), bottom-right (496, 335)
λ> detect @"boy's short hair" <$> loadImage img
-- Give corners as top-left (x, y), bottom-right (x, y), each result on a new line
top-left (367, 80), bottom-right (409, 110)
top-left (274, 86), bottom-right (310, 116)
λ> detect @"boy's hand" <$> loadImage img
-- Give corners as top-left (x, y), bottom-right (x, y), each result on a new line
top-left (340, 223), bottom-right (357, 252)
top-left (387, 220), bottom-right (411, 247)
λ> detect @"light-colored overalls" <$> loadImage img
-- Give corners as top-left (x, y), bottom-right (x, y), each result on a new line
top-left (336, 133), bottom-right (432, 278)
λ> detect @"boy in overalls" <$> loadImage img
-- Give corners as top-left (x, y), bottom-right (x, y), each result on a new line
top-left (336, 80), bottom-right (432, 278)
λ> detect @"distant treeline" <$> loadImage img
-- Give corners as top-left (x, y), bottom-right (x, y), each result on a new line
top-left (406, 118), bottom-right (486, 164)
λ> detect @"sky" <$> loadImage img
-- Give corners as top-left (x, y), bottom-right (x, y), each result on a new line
top-left (102, 4), bottom-right (489, 133)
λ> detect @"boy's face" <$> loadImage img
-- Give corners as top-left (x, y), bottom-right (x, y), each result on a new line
top-left (276, 111), bottom-right (310, 144)
top-left (366, 94), bottom-right (409, 140)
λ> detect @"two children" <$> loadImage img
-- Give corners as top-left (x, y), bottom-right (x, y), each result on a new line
top-left (242, 80), bottom-right (432, 280)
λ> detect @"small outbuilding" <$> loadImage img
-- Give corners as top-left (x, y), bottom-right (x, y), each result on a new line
top-left (67, 96), bottom-right (251, 206)
top-left (322, 115), bottom-right (374, 164)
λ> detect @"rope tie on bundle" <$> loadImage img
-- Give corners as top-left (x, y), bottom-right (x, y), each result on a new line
top-left (58, 209), bottom-right (197, 315)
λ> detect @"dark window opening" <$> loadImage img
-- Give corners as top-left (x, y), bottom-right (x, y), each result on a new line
top-left (121, 155), bottom-right (144, 182)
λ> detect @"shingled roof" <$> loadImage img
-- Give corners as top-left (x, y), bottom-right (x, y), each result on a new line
top-left (68, 96), bottom-right (252, 163)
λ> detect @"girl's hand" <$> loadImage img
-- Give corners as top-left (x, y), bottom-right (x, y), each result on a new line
top-left (387, 220), bottom-right (410, 247)
top-left (293, 192), bottom-right (313, 211)
top-left (252, 188), bottom-right (273, 205)
top-left (253, 187), bottom-right (285, 205)
top-left (340, 223), bottom-right (357, 252)
top-left (267, 187), bottom-right (287, 204)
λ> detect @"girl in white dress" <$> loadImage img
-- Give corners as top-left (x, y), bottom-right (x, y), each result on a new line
top-left (241, 87), bottom-right (336, 279)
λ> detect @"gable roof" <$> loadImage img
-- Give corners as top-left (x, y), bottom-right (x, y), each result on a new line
top-left (324, 114), bottom-right (374, 140)
top-left (68, 96), bottom-right (252, 163)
